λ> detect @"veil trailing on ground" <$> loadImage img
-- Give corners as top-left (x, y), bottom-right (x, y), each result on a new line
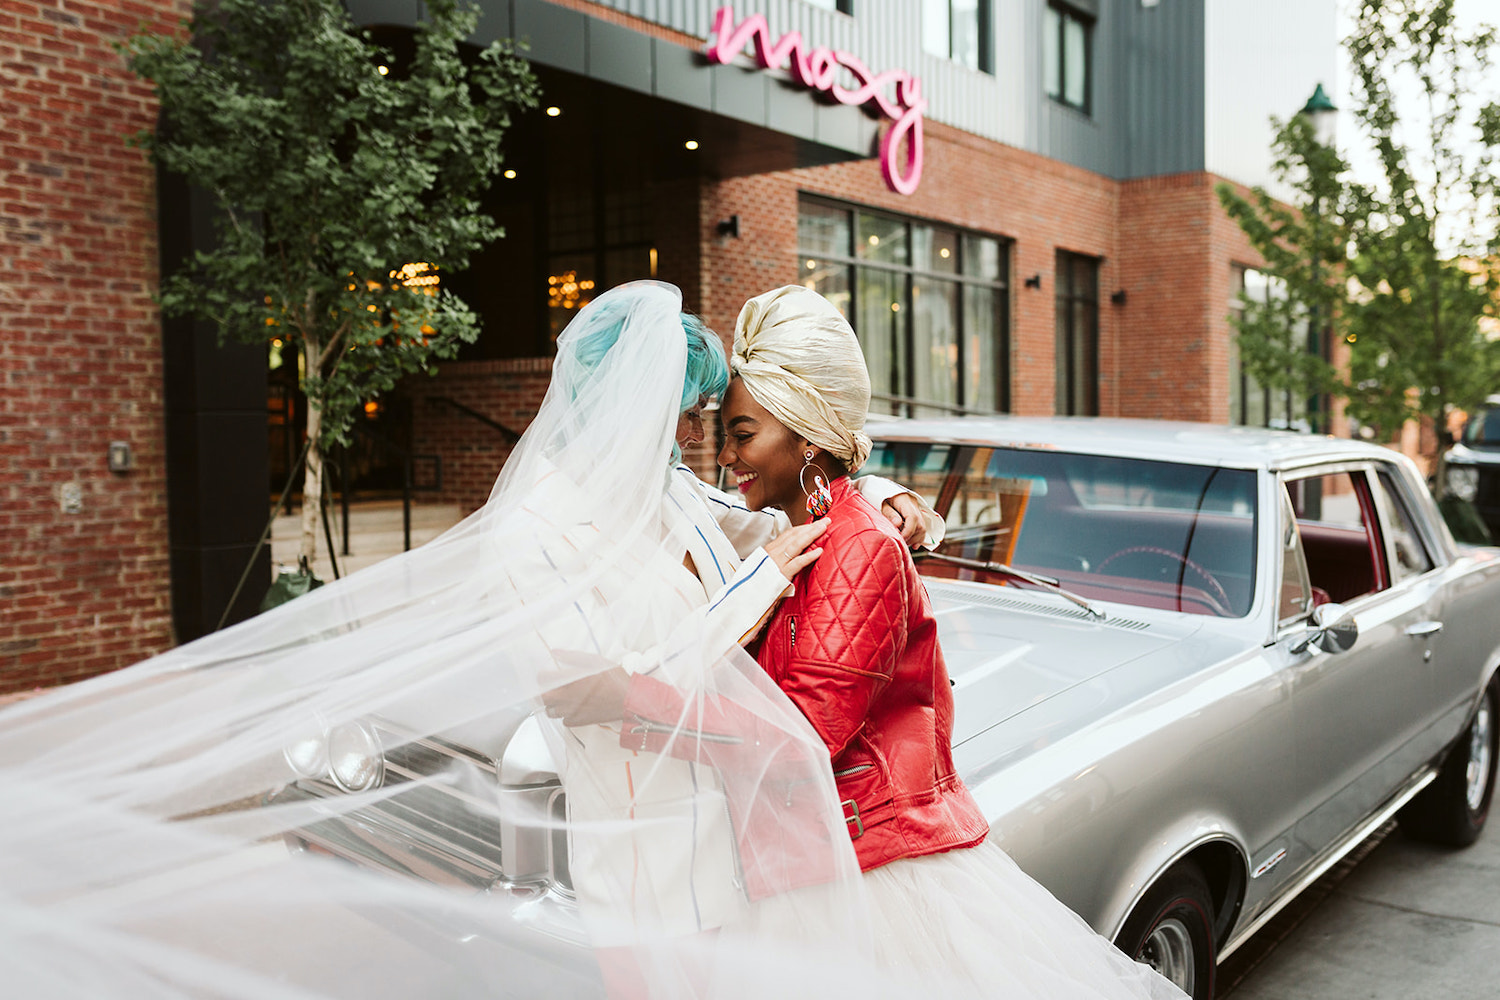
top-left (0, 282), bottom-right (896, 998)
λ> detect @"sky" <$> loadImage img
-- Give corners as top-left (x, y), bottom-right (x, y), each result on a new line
top-left (1334, 0), bottom-right (1500, 253)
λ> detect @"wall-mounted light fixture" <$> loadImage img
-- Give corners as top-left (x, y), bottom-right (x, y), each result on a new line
top-left (1110, 289), bottom-right (1127, 306)
top-left (107, 441), bottom-right (133, 473)
top-left (1023, 274), bottom-right (1042, 289)
top-left (717, 215), bottom-right (741, 238)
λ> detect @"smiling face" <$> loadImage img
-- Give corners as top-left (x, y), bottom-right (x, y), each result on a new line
top-left (717, 378), bottom-right (810, 519)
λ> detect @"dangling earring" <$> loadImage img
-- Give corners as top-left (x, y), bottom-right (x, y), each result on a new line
top-left (800, 447), bottom-right (833, 520)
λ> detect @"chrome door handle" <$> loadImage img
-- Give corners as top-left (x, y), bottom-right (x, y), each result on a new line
top-left (1404, 621), bottom-right (1443, 638)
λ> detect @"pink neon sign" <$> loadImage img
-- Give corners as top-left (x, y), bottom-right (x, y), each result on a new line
top-left (705, 5), bottom-right (926, 196)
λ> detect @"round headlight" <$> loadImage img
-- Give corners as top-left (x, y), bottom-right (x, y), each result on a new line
top-left (1448, 464), bottom-right (1479, 502)
top-left (328, 721), bottom-right (384, 793)
top-left (283, 734), bottom-right (328, 780)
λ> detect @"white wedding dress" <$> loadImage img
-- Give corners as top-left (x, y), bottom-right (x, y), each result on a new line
top-left (0, 281), bottom-right (1184, 1000)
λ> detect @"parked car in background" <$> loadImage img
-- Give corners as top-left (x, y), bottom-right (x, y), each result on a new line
top-left (1443, 397), bottom-right (1500, 542)
top-left (275, 417), bottom-right (1500, 1000)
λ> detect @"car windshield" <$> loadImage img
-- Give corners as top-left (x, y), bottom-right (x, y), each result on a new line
top-left (866, 441), bottom-right (1258, 617)
top-left (1462, 408), bottom-right (1500, 450)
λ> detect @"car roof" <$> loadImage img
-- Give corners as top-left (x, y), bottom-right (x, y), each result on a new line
top-left (865, 415), bottom-right (1404, 472)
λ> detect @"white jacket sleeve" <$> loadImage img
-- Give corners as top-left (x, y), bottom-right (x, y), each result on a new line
top-left (682, 467), bottom-right (788, 558)
top-left (622, 548), bottom-right (788, 679)
top-left (852, 475), bottom-right (946, 548)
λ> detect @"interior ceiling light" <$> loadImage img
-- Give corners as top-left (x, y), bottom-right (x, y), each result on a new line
top-left (684, 139), bottom-right (699, 150)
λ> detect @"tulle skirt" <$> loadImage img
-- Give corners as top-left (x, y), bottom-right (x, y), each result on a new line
top-left (721, 839), bottom-right (1188, 1000)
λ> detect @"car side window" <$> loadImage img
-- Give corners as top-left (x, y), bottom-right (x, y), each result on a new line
top-left (1285, 470), bottom-right (1384, 603)
top-left (1278, 486), bottom-right (1313, 625)
top-left (1374, 470), bottom-right (1434, 583)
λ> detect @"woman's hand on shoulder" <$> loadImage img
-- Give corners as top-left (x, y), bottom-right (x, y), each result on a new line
top-left (764, 518), bottom-right (829, 581)
top-left (881, 493), bottom-right (928, 547)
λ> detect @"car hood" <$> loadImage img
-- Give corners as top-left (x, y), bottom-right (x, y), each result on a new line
top-left (927, 579), bottom-right (1206, 747)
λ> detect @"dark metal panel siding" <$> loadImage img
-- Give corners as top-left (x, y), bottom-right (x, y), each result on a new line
top-left (1116, 0), bottom-right (1206, 178)
top-left (1032, 0), bottom-right (1206, 179)
top-left (590, 0), bottom-right (1027, 150)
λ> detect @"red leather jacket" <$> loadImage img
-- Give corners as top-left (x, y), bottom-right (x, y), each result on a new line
top-left (750, 476), bottom-right (988, 872)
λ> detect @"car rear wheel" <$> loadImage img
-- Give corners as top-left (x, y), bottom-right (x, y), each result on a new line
top-left (1398, 677), bottom-right (1499, 847)
top-left (1115, 861), bottom-right (1215, 1000)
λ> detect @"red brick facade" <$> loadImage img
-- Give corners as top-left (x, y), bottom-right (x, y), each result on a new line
top-left (1, 0), bottom-right (187, 694)
top-left (406, 358), bottom-right (554, 513)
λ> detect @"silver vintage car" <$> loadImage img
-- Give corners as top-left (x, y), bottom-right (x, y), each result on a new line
top-left (277, 417), bottom-right (1500, 999)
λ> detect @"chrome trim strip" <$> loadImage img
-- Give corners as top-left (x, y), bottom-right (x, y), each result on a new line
top-left (1250, 848), bottom-right (1286, 879)
top-left (1217, 766), bottom-right (1437, 962)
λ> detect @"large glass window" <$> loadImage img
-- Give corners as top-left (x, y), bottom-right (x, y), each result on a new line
top-left (798, 197), bottom-right (1010, 415)
top-left (922, 0), bottom-right (992, 74)
top-left (1228, 264), bottom-right (1316, 431)
top-left (1055, 250), bottom-right (1098, 415)
top-left (1044, 2), bottom-right (1092, 113)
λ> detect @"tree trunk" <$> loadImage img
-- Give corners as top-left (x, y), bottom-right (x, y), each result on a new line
top-left (300, 334), bottom-right (323, 568)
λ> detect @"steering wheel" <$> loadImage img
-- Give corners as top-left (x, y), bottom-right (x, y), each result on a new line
top-left (1095, 545), bottom-right (1233, 616)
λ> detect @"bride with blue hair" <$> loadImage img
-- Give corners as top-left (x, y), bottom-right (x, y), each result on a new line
top-left (0, 280), bottom-right (937, 999)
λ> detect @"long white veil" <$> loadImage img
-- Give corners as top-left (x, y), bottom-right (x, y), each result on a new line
top-left (0, 282), bottom-right (883, 998)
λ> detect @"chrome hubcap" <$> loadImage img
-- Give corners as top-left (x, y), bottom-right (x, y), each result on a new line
top-left (1466, 699), bottom-right (1493, 813)
top-left (1140, 917), bottom-right (1195, 994)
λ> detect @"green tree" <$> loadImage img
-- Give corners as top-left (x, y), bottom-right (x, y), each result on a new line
top-left (124, 0), bottom-right (537, 564)
top-left (1218, 0), bottom-right (1499, 491)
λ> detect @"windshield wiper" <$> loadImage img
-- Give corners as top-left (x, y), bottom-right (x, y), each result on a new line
top-left (914, 550), bottom-right (1105, 619)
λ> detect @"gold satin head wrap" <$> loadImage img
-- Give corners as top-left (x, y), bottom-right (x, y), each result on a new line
top-left (731, 285), bottom-right (873, 473)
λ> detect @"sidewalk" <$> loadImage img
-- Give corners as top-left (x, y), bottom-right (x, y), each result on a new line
top-left (1219, 819), bottom-right (1500, 998)
top-left (270, 499), bottom-right (465, 582)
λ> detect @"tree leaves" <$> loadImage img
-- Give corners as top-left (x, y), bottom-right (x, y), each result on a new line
top-left (1217, 0), bottom-right (1499, 457)
top-left (123, 0), bottom-right (539, 448)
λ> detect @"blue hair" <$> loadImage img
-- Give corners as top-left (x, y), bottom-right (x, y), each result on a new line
top-left (569, 300), bottom-right (727, 414)
top-left (679, 312), bottom-right (729, 412)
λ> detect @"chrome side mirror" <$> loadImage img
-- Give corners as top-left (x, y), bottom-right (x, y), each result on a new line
top-left (1291, 602), bottom-right (1359, 655)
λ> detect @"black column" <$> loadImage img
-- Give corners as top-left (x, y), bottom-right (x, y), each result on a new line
top-left (158, 165), bottom-right (270, 642)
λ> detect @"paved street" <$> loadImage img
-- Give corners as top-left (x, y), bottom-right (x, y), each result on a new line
top-left (1219, 820), bottom-right (1500, 999)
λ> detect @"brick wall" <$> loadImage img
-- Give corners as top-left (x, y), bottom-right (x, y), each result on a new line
top-left (0, 0), bottom-right (184, 694)
top-left (404, 358), bottom-right (555, 513)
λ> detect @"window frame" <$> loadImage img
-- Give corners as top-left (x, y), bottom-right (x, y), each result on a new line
top-left (923, 0), bottom-right (994, 75)
top-left (1044, 1), bottom-right (1094, 115)
top-left (1228, 263), bottom-right (1326, 432)
top-left (1370, 465), bottom-right (1443, 583)
top-left (796, 194), bottom-right (1011, 415)
top-left (1054, 249), bottom-right (1099, 416)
